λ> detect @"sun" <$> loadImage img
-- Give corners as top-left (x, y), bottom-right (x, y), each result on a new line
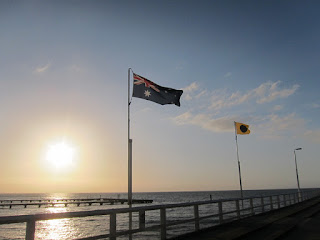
top-left (46, 141), bottom-right (75, 169)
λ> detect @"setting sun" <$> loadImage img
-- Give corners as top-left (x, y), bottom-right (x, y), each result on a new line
top-left (46, 141), bottom-right (75, 169)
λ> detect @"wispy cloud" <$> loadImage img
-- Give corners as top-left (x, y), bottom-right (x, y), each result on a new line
top-left (257, 113), bottom-right (320, 143)
top-left (209, 89), bottom-right (251, 110)
top-left (173, 80), bottom-right (304, 138)
top-left (183, 82), bottom-right (199, 92)
top-left (173, 111), bottom-right (306, 139)
top-left (255, 81), bottom-right (299, 104)
top-left (273, 105), bottom-right (283, 111)
top-left (195, 90), bottom-right (207, 99)
top-left (209, 81), bottom-right (299, 110)
top-left (70, 64), bottom-right (82, 73)
top-left (173, 112), bottom-right (236, 132)
top-left (33, 62), bottom-right (51, 74)
top-left (255, 113), bottom-right (305, 137)
top-left (182, 82), bottom-right (199, 101)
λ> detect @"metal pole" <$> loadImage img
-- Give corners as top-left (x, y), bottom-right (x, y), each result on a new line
top-left (128, 140), bottom-right (132, 205)
top-left (294, 150), bottom-right (301, 197)
top-left (128, 68), bottom-right (133, 240)
top-left (234, 122), bottom-right (244, 203)
top-left (128, 68), bottom-right (132, 206)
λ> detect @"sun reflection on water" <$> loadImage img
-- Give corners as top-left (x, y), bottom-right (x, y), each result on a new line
top-left (35, 195), bottom-right (80, 240)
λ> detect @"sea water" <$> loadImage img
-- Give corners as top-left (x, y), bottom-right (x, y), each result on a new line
top-left (0, 189), bottom-right (303, 239)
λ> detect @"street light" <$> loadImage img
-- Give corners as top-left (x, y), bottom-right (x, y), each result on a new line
top-left (294, 148), bottom-right (302, 196)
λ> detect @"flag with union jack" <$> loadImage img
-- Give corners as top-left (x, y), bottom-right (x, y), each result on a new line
top-left (132, 73), bottom-right (183, 106)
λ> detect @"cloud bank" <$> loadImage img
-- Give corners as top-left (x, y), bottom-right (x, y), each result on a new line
top-left (173, 80), bottom-right (306, 138)
top-left (209, 81), bottom-right (299, 110)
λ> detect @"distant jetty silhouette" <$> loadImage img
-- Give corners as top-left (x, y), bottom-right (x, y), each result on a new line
top-left (0, 197), bottom-right (152, 209)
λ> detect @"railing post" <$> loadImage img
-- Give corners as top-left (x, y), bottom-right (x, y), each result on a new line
top-left (235, 200), bottom-right (240, 219)
top-left (292, 193), bottom-right (296, 204)
top-left (218, 202), bottom-right (223, 224)
top-left (289, 194), bottom-right (291, 204)
top-left (160, 208), bottom-right (166, 240)
top-left (26, 219), bottom-right (36, 240)
top-left (277, 195), bottom-right (280, 209)
top-left (194, 204), bottom-right (200, 231)
top-left (139, 210), bottom-right (145, 230)
top-left (110, 213), bottom-right (116, 240)
top-left (283, 195), bottom-right (287, 206)
top-left (293, 193), bottom-right (296, 204)
top-left (269, 196), bottom-right (273, 210)
top-left (299, 192), bottom-right (301, 202)
top-left (261, 197), bottom-right (265, 213)
top-left (300, 191), bottom-right (304, 201)
top-left (250, 198), bottom-right (254, 215)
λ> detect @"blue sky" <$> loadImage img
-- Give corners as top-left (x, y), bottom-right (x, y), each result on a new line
top-left (0, 0), bottom-right (319, 193)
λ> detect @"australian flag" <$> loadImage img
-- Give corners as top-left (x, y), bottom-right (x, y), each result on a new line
top-left (132, 73), bottom-right (183, 107)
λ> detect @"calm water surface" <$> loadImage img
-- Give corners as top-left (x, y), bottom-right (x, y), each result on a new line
top-left (0, 189), bottom-right (305, 239)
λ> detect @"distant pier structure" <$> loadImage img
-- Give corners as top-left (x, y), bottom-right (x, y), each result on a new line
top-left (0, 198), bottom-right (153, 209)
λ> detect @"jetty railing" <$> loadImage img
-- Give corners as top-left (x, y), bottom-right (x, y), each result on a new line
top-left (0, 190), bottom-right (319, 240)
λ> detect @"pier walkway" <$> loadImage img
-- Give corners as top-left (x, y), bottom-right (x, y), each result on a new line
top-left (173, 195), bottom-right (320, 240)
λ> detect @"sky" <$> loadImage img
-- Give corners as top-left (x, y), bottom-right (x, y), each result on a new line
top-left (0, 0), bottom-right (319, 193)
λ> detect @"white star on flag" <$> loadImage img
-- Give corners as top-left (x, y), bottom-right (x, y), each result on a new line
top-left (144, 90), bottom-right (151, 97)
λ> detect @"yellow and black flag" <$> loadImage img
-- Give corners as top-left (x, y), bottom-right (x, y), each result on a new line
top-left (235, 122), bottom-right (250, 135)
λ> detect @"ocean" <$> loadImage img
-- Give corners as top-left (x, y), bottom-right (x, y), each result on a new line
top-left (0, 189), bottom-right (305, 239)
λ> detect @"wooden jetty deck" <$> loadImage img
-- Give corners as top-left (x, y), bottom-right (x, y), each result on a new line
top-left (172, 194), bottom-right (320, 240)
top-left (0, 198), bottom-right (153, 209)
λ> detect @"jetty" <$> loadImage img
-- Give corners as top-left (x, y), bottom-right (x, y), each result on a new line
top-left (173, 193), bottom-right (320, 240)
top-left (0, 190), bottom-right (319, 240)
top-left (0, 198), bottom-right (153, 209)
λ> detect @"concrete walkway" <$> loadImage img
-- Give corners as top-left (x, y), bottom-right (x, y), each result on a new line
top-left (172, 196), bottom-right (320, 240)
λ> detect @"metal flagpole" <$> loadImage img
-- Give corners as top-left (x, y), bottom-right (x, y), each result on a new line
top-left (128, 68), bottom-right (132, 206)
top-left (128, 68), bottom-right (133, 240)
top-left (234, 122), bottom-right (244, 204)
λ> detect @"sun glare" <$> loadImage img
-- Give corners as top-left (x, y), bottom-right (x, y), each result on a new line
top-left (46, 141), bottom-right (75, 169)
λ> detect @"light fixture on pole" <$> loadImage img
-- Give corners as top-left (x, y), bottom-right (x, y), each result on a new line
top-left (294, 148), bottom-right (302, 198)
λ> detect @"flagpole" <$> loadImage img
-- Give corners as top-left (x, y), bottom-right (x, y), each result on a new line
top-left (128, 68), bottom-right (133, 240)
top-left (128, 68), bottom-right (132, 206)
top-left (234, 122), bottom-right (244, 203)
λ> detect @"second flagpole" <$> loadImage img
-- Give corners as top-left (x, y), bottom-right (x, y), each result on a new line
top-left (234, 122), bottom-right (244, 203)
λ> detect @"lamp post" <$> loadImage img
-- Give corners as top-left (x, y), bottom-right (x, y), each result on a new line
top-left (294, 148), bottom-right (302, 199)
